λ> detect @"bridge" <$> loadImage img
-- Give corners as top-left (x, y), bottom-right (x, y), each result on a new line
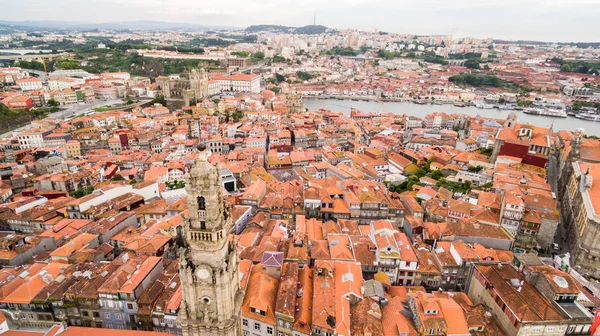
top-left (0, 53), bottom-right (70, 62)
top-left (230, 62), bottom-right (266, 75)
top-left (0, 49), bottom-right (54, 55)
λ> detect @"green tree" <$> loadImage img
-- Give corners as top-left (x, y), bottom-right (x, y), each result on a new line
top-left (85, 185), bottom-right (95, 195)
top-left (325, 47), bottom-right (358, 56)
top-left (275, 73), bottom-right (286, 83)
top-left (271, 86), bottom-right (281, 94)
top-left (56, 60), bottom-right (81, 69)
top-left (578, 65), bottom-right (590, 74)
top-left (17, 60), bottom-right (50, 72)
top-left (415, 168), bottom-right (427, 178)
top-left (467, 165), bottom-right (484, 173)
top-left (151, 95), bottom-right (166, 106)
top-left (431, 170), bottom-right (444, 180)
top-left (111, 174), bottom-right (125, 181)
top-left (230, 51), bottom-right (250, 57)
top-left (464, 59), bottom-right (481, 69)
top-left (377, 50), bottom-right (399, 60)
top-left (251, 51), bottom-right (265, 63)
top-left (47, 99), bottom-right (59, 107)
top-left (129, 179), bottom-right (138, 185)
top-left (70, 190), bottom-right (85, 198)
top-left (560, 64), bottom-right (572, 72)
top-left (407, 175), bottom-right (421, 190)
top-left (296, 71), bottom-right (313, 81)
top-left (272, 55), bottom-right (287, 63)
top-left (478, 147), bottom-right (493, 156)
top-left (498, 97), bottom-right (506, 104)
top-left (232, 110), bottom-right (243, 122)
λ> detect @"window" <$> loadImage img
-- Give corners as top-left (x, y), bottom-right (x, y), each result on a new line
top-left (127, 303), bottom-right (134, 310)
top-left (254, 322), bottom-right (261, 331)
top-left (243, 319), bottom-right (248, 327)
top-left (82, 311), bottom-right (89, 317)
top-left (93, 312), bottom-right (100, 318)
top-left (198, 196), bottom-right (206, 210)
top-left (267, 326), bottom-right (273, 335)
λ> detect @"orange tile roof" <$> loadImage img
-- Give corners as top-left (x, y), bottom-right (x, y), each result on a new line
top-left (241, 264), bottom-right (279, 325)
top-left (50, 233), bottom-right (98, 258)
top-left (119, 256), bottom-right (162, 294)
top-left (59, 327), bottom-right (172, 336)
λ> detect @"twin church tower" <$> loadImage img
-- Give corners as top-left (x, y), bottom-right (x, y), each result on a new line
top-left (178, 145), bottom-right (243, 336)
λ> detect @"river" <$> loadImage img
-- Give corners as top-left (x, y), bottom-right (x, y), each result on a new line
top-left (304, 98), bottom-right (600, 134)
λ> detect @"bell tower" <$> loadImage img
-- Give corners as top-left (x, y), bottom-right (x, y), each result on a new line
top-left (178, 144), bottom-right (243, 336)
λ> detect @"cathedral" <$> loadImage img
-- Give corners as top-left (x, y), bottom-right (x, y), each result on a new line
top-left (178, 144), bottom-right (243, 336)
top-left (157, 69), bottom-right (209, 109)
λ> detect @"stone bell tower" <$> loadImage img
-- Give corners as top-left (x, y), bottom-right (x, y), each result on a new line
top-left (178, 144), bottom-right (243, 336)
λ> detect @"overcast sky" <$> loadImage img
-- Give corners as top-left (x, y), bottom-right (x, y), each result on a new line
top-left (3, 0), bottom-right (600, 42)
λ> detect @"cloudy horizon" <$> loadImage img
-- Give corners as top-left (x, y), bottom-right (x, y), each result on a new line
top-left (3, 0), bottom-right (600, 42)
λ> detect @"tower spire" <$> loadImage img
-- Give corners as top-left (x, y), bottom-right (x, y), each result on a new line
top-left (178, 144), bottom-right (242, 336)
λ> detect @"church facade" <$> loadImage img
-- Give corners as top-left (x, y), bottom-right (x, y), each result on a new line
top-left (178, 145), bottom-right (243, 336)
top-left (157, 69), bottom-right (209, 109)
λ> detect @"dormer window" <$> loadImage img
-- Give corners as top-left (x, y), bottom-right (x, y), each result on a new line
top-left (252, 307), bottom-right (265, 316)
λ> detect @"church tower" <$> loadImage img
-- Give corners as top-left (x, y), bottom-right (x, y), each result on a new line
top-left (178, 144), bottom-right (243, 336)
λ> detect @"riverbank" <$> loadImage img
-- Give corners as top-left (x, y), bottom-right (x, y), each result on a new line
top-left (304, 97), bottom-right (600, 132)
top-left (301, 94), bottom-right (470, 105)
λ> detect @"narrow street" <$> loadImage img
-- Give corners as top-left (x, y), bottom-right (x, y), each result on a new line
top-left (548, 151), bottom-right (570, 255)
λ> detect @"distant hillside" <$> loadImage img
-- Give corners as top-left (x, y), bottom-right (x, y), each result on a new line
top-left (296, 25), bottom-right (328, 34)
top-left (245, 24), bottom-right (328, 34)
top-left (0, 20), bottom-right (238, 32)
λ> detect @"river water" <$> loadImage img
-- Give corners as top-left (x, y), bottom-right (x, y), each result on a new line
top-left (304, 98), bottom-right (600, 134)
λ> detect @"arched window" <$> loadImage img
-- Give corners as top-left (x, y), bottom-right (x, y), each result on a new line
top-left (197, 196), bottom-right (206, 210)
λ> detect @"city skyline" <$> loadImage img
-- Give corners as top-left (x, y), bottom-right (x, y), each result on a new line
top-left (3, 0), bottom-right (600, 42)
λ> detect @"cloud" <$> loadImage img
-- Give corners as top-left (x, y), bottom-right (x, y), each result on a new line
top-left (1, 0), bottom-right (600, 41)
